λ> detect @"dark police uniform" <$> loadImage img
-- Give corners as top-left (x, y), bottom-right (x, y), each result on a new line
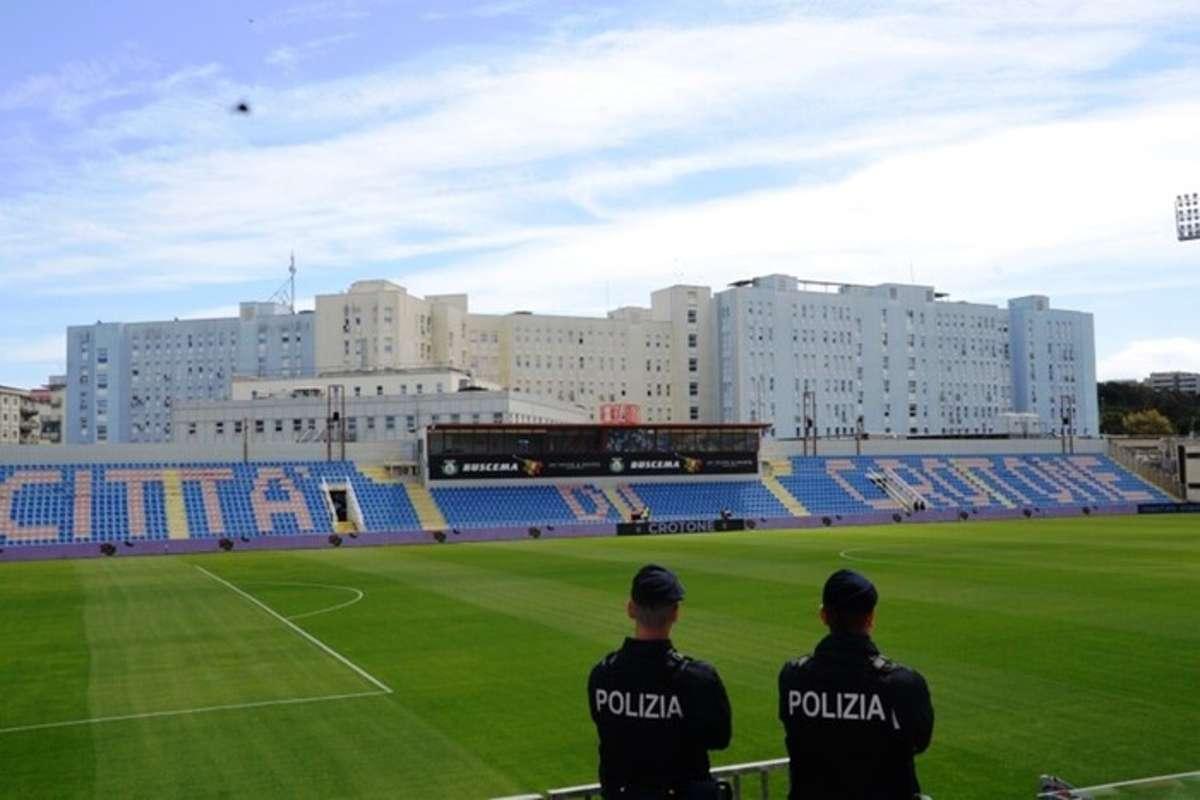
top-left (778, 570), bottom-right (933, 800)
top-left (588, 566), bottom-right (732, 799)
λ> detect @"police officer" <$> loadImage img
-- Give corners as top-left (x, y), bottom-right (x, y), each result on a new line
top-left (589, 564), bottom-right (732, 799)
top-left (778, 569), bottom-right (934, 799)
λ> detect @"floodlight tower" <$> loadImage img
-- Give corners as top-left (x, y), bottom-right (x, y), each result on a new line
top-left (1176, 193), bottom-right (1199, 242)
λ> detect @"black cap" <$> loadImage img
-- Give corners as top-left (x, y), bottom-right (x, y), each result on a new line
top-left (822, 569), bottom-right (878, 615)
top-left (631, 564), bottom-right (685, 607)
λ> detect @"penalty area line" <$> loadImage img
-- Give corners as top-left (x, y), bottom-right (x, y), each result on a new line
top-left (0, 690), bottom-right (387, 736)
top-left (194, 564), bottom-right (393, 695)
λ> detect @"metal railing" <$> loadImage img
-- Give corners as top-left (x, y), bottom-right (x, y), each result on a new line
top-left (494, 758), bottom-right (934, 800)
top-left (495, 757), bottom-right (790, 800)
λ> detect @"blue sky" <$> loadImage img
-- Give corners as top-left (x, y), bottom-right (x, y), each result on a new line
top-left (3, 0), bottom-right (1200, 388)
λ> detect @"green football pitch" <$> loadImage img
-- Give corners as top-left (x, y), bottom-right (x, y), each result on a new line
top-left (1, 516), bottom-right (1197, 799)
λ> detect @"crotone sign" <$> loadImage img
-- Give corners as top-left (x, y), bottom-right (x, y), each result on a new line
top-left (430, 452), bottom-right (757, 481)
top-left (617, 518), bottom-right (747, 536)
top-left (1137, 502), bottom-right (1200, 514)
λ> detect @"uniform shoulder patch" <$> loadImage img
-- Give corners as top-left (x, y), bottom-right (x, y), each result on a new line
top-left (870, 654), bottom-right (898, 673)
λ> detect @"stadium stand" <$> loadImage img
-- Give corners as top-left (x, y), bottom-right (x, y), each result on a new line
top-left (620, 480), bottom-right (791, 520)
top-left (0, 461), bottom-right (420, 546)
top-left (780, 454), bottom-right (1172, 513)
top-left (432, 484), bottom-right (624, 529)
top-left (0, 454), bottom-right (1174, 548)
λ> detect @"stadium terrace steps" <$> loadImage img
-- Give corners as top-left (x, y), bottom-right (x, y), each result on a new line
top-left (952, 462), bottom-right (1016, 509)
top-left (602, 486), bottom-right (633, 522)
top-left (767, 458), bottom-right (793, 477)
top-left (782, 454), bottom-right (1173, 514)
top-left (0, 462), bottom-right (424, 546)
top-left (762, 474), bottom-right (808, 516)
top-left (0, 454), bottom-right (1175, 549)
top-left (161, 469), bottom-right (190, 539)
top-left (358, 465), bottom-right (401, 484)
top-left (404, 483), bottom-right (448, 530)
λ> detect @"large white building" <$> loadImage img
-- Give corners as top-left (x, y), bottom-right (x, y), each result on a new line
top-left (66, 302), bottom-right (315, 444)
top-left (66, 274), bottom-right (1097, 445)
top-left (313, 281), bottom-right (716, 425)
top-left (715, 276), bottom-right (1097, 437)
top-left (1148, 371), bottom-right (1200, 395)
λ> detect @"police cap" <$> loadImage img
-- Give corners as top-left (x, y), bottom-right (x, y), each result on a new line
top-left (631, 564), bottom-right (685, 607)
top-left (822, 569), bottom-right (878, 615)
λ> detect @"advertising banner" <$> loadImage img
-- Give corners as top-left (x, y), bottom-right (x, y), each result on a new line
top-left (429, 452), bottom-right (758, 480)
top-left (1137, 502), bottom-right (1200, 514)
top-left (616, 518), bottom-right (748, 536)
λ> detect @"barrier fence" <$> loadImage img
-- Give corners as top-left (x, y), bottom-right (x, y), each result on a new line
top-left (495, 757), bottom-right (930, 800)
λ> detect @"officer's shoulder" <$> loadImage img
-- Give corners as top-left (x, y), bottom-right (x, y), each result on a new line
top-left (591, 649), bottom-right (623, 672)
top-left (871, 654), bottom-right (928, 687)
top-left (778, 654), bottom-right (814, 678)
top-left (671, 650), bottom-right (721, 680)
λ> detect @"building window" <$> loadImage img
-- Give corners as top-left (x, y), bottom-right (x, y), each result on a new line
top-left (234, 420), bottom-right (243, 434)
top-left (689, 382), bottom-right (699, 397)
top-left (405, 415), bottom-right (416, 432)
top-left (688, 333), bottom-right (698, 348)
top-left (216, 421), bottom-right (225, 436)
top-left (686, 309), bottom-right (697, 324)
top-left (97, 347), bottom-right (108, 364)
top-left (255, 419), bottom-right (265, 433)
top-left (385, 415), bottom-right (396, 431)
top-left (689, 406), bottom-right (699, 421)
top-left (274, 419), bottom-right (283, 433)
top-left (376, 385), bottom-right (383, 396)
top-left (187, 422), bottom-right (197, 436)
top-left (688, 358), bottom-right (698, 373)
top-left (293, 418), bottom-right (302, 432)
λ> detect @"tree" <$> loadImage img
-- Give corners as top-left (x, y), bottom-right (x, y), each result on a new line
top-left (1121, 409), bottom-right (1174, 435)
top-left (1100, 410), bottom-right (1125, 435)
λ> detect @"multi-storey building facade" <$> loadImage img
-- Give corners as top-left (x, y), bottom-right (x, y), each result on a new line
top-left (1148, 371), bottom-right (1200, 395)
top-left (313, 281), bottom-right (468, 374)
top-left (66, 303), bottom-right (314, 444)
top-left (63, 275), bottom-right (1096, 443)
top-left (1008, 295), bottom-right (1098, 436)
top-left (716, 276), bottom-right (1096, 437)
top-left (315, 281), bottom-right (717, 425)
top-left (0, 386), bottom-right (31, 445)
top-left (27, 375), bottom-right (66, 444)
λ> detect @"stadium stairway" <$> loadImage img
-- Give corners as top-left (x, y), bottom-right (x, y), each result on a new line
top-left (952, 461), bottom-right (1016, 508)
top-left (602, 486), bottom-right (633, 522)
top-left (762, 473), bottom-right (808, 516)
top-left (404, 483), bottom-right (448, 530)
top-left (161, 469), bottom-right (190, 539)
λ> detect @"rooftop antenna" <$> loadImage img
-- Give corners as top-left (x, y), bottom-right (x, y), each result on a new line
top-left (267, 252), bottom-right (297, 313)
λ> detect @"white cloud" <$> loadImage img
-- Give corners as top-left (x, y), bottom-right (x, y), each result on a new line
top-left (1099, 338), bottom-right (1200, 381)
top-left (0, 334), bottom-right (66, 368)
top-left (3, 1), bottom-right (1200, 385)
top-left (266, 34), bottom-right (357, 71)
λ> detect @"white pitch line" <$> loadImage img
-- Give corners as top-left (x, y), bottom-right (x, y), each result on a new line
top-left (838, 547), bottom-right (890, 563)
top-left (242, 580), bottom-right (366, 621)
top-left (288, 586), bottom-right (364, 621)
top-left (1068, 770), bottom-right (1200, 793)
top-left (0, 690), bottom-right (386, 737)
top-left (194, 565), bottom-right (392, 694)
